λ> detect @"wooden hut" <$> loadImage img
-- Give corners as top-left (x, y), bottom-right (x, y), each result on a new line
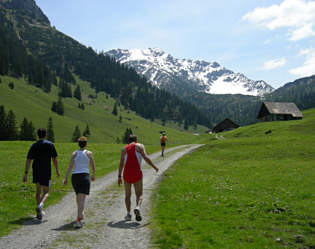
top-left (212, 118), bottom-right (239, 133)
top-left (257, 102), bottom-right (303, 121)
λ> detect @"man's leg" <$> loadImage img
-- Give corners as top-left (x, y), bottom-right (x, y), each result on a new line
top-left (40, 185), bottom-right (50, 205)
top-left (161, 145), bottom-right (165, 156)
top-left (133, 179), bottom-right (143, 208)
top-left (133, 179), bottom-right (143, 221)
top-left (35, 184), bottom-right (49, 219)
top-left (124, 180), bottom-right (132, 213)
top-left (35, 183), bottom-right (42, 206)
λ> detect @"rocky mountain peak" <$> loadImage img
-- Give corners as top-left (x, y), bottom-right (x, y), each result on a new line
top-left (106, 48), bottom-right (274, 96)
top-left (0, 0), bottom-right (50, 25)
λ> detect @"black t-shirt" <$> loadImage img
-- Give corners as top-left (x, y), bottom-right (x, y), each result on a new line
top-left (27, 139), bottom-right (58, 176)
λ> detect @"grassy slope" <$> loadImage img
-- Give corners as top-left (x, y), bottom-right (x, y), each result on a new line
top-left (0, 75), bottom-right (209, 144)
top-left (151, 108), bottom-right (315, 249)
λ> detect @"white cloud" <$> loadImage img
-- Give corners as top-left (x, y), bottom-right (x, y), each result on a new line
top-left (289, 48), bottom-right (315, 76)
top-left (242, 0), bottom-right (315, 41)
top-left (261, 58), bottom-right (286, 70)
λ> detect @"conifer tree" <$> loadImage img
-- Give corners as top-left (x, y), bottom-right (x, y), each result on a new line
top-left (83, 124), bottom-right (90, 137)
top-left (112, 103), bottom-right (118, 116)
top-left (6, 110), bottom-right (17, 140)
top-left (19, 118), bottom-right (29, 140)
top-left (56, 98), bottom-right (64, 115)
top-left (51, 101), bottom-right (57, 113)
top-left (47, 117), bottom-right (55, 142)
top-left (72, 125), bottom-right (81, 142)
top-left (27, 121), bottom-right (36, 140)
top-left (59, 79), bottom-right (72, 98)
top-left (74, 85), bottom-right (82, 100)
top-left (0, 106), bottom-right (7, 140)
top-left (184, 119), bottom-right (189, 130)
top-left (122, 128), bottom-right (133, 144)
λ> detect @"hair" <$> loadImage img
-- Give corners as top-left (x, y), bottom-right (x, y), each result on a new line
top-left (37, 128), bottom-right (47, 139)
top-left (128, 134), bottom-right (137, 143)
top-left (78, 136), bottom-right (88, 148)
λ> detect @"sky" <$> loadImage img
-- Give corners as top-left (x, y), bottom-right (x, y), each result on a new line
top-left (35, 0), bottom-right (315, 89)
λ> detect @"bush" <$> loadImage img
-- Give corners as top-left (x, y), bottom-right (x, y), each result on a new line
top-left (8, 82), bottom-right (14, 89)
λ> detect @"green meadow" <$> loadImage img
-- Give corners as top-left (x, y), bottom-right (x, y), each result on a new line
top-left (0, 75), bottom-right (208, 144)
top-left (151, 108), bottom-right (315, 249)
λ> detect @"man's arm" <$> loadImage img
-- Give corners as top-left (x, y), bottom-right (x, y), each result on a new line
top-left (52, 157), bottom-right (60, 177)
top-left (136, 144), bottom-right (158, 172)
top-left (117, 148), bottom-right (126, 187)
top-left (23, 159), bottom-right (32, 182)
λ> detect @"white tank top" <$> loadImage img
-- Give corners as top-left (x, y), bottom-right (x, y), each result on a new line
top-left (73, 150), bottom-right (90, 174)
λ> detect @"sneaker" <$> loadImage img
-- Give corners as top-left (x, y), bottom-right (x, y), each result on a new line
top-left (36, 207), bottom-right (42, 220)
top-left (73, 220), bottom-right (83, 229)
top-left (134, 208), bottom-right (142, 221)
top-left (125, 213), bottom-right (132, 221)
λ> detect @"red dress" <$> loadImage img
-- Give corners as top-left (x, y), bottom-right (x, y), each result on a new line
top-left (123, 143), bottom-right (143, 183)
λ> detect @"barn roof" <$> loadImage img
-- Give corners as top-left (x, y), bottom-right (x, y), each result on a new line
top-left (258, 102), bottom-right (303, 118)
top-left (212, 118), bottom-right (239, 133)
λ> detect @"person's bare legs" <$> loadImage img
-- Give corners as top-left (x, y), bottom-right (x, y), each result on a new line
top-left (35, 183), bottom-right (42, 206)
top-left (134, 179), bottom-right (143, 208)
top-left (76, 193), bottom-right (86, 220)
top-left (124, 180), bottom-right (132, 214)
top-left (35, 183), bottom-right (50, 205)
top-left (161, 145), bottom-right (165, 157)
top-left (133, 179), bottom-right (143, 221)
top-left (35, 183), bottom-right (49, 219)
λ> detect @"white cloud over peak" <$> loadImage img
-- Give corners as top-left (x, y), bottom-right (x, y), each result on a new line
top-left (242, 0), bottom-right (315, 41)
top-left (261, 58), bottom-right (286, 70)
top-left (289, 48), bottom-right (315, 76)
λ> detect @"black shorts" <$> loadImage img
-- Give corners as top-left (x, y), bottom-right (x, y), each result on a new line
top-left (161, 143), bottom-right (166, 147)
top-left (71, 173), bottom-right (90, 195)
top-left (33, 169), bottom-right (51, 187)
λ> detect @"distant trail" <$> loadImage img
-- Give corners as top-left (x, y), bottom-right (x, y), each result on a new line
top-left (0, 144), bottom-right (203, 249)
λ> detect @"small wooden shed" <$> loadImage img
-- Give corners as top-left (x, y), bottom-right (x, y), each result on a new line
top-left (212, 118), bottom-right (239, 133)
top-left (257, 102), bottom-right (303, 122)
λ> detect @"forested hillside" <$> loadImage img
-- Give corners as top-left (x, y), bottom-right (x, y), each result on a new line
top-left (265, 75), bottom-right (315, 110)
top-left (0, 0), bottom-right (210, 128)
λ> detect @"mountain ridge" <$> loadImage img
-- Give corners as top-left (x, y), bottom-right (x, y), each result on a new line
top-left (106, 48), bottom-right (274, 96)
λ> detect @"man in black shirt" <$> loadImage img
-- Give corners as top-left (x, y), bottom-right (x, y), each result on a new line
top-left (23, 128), bottom-right (60, 220)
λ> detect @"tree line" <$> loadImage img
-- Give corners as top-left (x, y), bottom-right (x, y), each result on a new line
top-left (6, 6), bottom-right (211, 128)
top-left (0, 8), bottom-right (74, 93)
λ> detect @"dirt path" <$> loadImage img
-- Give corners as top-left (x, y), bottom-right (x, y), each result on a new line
top-left (0, 144), bottom-right (203, 249)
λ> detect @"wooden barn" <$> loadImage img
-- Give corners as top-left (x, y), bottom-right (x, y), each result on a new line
top-left (212, 118), bottom-right (239, 133)
top-left (257, 102), bottom-right (303, 122)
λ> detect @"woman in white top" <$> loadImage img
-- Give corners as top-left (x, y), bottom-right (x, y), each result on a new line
top-left (63, 136), bottom-right (95, 228)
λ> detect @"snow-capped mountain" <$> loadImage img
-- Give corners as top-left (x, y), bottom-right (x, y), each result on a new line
top-left (106, 48), bottom-right (274, 96)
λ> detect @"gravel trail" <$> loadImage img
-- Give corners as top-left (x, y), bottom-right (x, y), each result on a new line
top-left (0, 144), bottom-right (203, 249)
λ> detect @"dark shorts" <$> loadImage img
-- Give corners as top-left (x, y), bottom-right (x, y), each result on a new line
top-left (161, 143), bottom-right (166, 147)
top-left (33, 168), bottom-right (51, 187)
top-left (71, 173), bottom-right (90, 195)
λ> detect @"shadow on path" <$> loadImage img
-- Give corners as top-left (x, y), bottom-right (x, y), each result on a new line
top-left (107, 220), bottom-right (150, 229)
top-left (52, 221), bottom-right (76, 231)
top-left (9, 217), bottom-right (47, 226)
